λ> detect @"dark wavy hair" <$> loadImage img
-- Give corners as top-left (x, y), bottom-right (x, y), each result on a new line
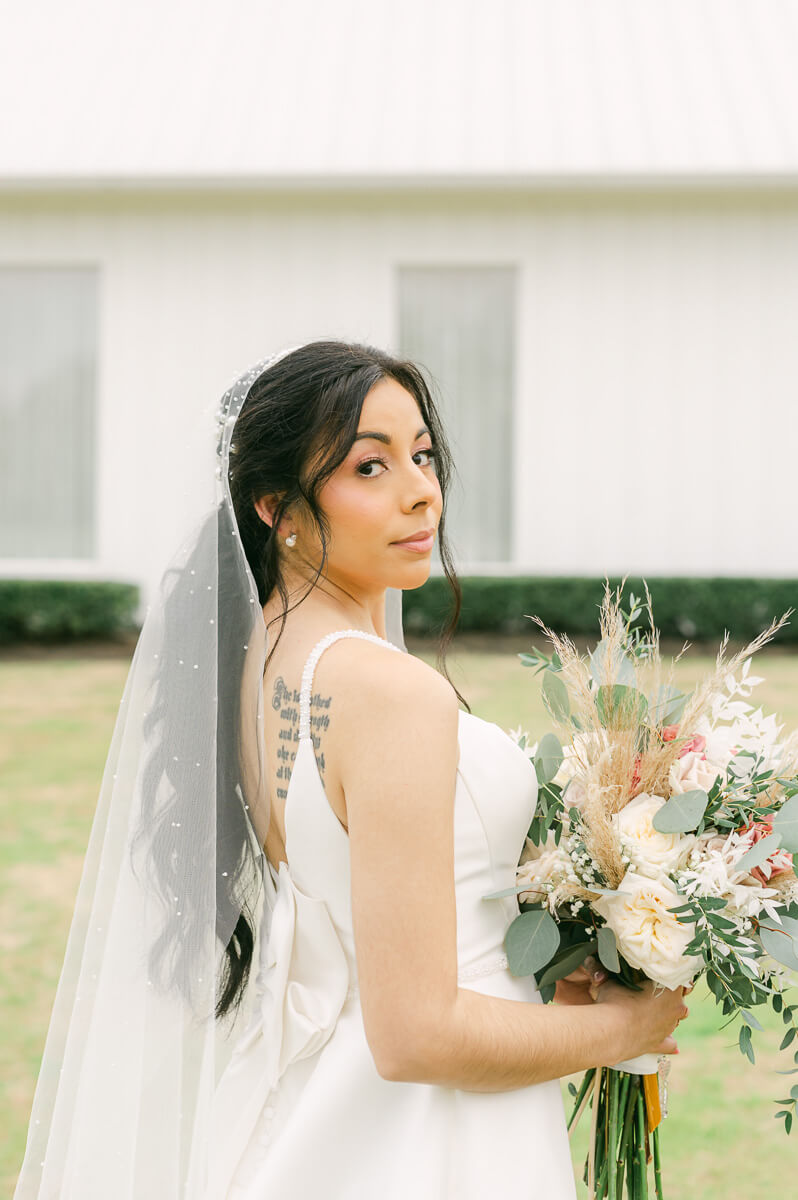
top-left (229, 339), bottom-right (467, 689)
top-left (133, 340), bottom-right (469, 1025)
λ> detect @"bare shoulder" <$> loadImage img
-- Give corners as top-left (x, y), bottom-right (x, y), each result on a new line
top-left (319, 637), bottom-right (460, 734)
top-left (312, 636), bottom-right (461, 788)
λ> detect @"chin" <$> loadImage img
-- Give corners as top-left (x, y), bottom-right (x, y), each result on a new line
top-left (392, 563), bottom-right (433, 589)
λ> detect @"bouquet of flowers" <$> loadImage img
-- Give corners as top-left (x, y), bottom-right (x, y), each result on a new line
top-left (488, 582), bottom-right (798, 1199)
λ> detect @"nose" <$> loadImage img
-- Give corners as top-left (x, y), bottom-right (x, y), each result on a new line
top-left (405, 459), bottom-right (440, 511)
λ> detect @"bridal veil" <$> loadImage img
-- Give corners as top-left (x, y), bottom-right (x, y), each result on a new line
top-left (14, 345), bottom-right (407, 1198)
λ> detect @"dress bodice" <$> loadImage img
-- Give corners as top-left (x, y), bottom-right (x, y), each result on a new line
top-left (206, 630), bottom-right (572, 1200)
top-left (272, 627), bottom-right (539, 986)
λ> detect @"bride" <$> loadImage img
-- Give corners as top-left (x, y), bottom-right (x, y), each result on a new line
top-left (15, 340), bottom-right (687, 1198)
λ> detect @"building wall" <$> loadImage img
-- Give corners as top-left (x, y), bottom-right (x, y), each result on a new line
top-left (1, 187), bottom-right (796, 617)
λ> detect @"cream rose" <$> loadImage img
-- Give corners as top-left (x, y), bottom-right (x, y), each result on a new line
top-left (593, 871), bottom-right (699, 989)
top-left (613, 792), bottom-right (695, 878)
top-left (669, 747), bottom-right (719, 795)
top-left (516, 834), bottom-right (572, 903)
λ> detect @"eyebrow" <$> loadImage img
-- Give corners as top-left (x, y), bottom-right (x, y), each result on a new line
top-left (353, 425), bottom-right (431, 445)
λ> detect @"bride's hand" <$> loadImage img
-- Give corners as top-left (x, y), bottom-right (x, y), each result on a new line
top-left (553, 955), bottom-right (608, 1006)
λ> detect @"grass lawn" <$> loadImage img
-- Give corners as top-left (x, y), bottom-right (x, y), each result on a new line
top-left (3, 633), bottom-right (797, 1196)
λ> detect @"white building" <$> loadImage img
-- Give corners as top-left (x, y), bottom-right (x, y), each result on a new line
top-left (2, 0), bottom-right (798, 618)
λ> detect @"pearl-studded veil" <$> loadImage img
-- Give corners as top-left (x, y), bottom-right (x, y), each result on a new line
top-left (14, 346), bottom-right (408, 1197)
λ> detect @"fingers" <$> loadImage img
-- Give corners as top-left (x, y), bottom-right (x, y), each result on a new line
top-left (563, 965), bottom-right (593, 983)
top-left (660, 1035), bottom-right (679, 1055)
top-left (565, 956), bottom-right (608, 985)
top-left (583, 955), bottom-right (608, 986)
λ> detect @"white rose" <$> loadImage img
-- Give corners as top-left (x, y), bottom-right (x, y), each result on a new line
top-left (516, 834), bottom-right (571, 901)
top-left (560, 776), bottom-right (589, 811)
top-left (669, 748), bottom-right (718, 796)
top-left (593, 871), bottom-right (699, 989)
top-left (613, 792), bottom-right (695, 878)
top-left (552, 731), bottom-right (607, 810)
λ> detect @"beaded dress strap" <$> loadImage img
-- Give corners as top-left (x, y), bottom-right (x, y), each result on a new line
top-left (299, 629), bottom-right (402, 741)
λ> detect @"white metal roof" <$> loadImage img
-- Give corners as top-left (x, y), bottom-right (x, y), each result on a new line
top-left (3, 0), bottom-right (798, 186)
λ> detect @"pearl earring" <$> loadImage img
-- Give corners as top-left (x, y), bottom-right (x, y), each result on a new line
top-left (285, 532), bottom-right (297, 547)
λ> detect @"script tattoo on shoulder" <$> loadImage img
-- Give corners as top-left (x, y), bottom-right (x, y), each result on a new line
top-left (271, 676), bottom-right (333, 798)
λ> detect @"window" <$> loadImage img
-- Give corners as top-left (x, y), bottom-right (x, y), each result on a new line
top-left (0, 267), bottom-right (98, 557)
top-left (397, 265), bottom-right (516, 565)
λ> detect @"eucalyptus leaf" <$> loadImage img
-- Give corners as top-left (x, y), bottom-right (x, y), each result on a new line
top-left (589, 639), bottom-right (636, 688)
top-left (650, 683), bottom-right (688, 726)
top-left (539, 983), bottom-right (556, 1004)
top-left (759, 919), bottom-right (798, 973)
top-left (537, 940), bottom-right (597, 989)
top-left (597, 925), bottom-right (620, 973)
top-left (595, 684), bottom-right (648, 729)
top-left (772, 794), bottom-right (798, 853)
top-left (651, 789), bottom-right (709, 834)
top-left (770, 912), bottom-right (798, 940)
top-left (534, 732), bottom-right (564, 785)
top-left (504, 908), bottom-right (561, 976)
top-left (481, 884), bottom-right (535, 900)
top-left (734, 831), bottom-right (782, 875)
top-left (542, 670), bottom-right (570, 722)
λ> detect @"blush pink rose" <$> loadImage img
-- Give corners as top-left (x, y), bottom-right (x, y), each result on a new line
top-left (661, 724), bottom-right (706, 757)
top-left (678, 734), bottom-right (706, 758)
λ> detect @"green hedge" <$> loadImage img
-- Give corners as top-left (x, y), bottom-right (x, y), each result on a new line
top-left (3, 575), bottom-right (796, 646)
top-left (0, 580), bottom-right (140, 643)
top-left (403, 575), bottom-right (798, 643)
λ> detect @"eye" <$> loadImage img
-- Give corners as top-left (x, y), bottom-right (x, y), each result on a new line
top-left (355, 446), bottom-right (437, 479)
top-left (356, 455), bottom-right (388, 478)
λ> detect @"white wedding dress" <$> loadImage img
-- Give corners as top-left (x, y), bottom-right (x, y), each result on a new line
top-left (207, 630), bottom-right (577, 1199)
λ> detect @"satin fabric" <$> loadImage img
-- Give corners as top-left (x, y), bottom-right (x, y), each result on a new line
top-left (207, 640), bottom-right (576, 1199)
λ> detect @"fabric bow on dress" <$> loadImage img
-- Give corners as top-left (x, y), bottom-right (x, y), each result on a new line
top-left (206, 860), bottom-right (351, 1197)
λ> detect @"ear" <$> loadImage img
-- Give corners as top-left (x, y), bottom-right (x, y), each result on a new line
top-left (254, 494), bottom-right (282, 529)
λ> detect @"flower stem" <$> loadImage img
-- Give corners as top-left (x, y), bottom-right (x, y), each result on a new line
top-left (608, 1069), bottom-right (621, 1200)
top-left (568, 1067), bottom-right (596, 1135)
top-left (617, 1075), bottom-right (639, 1198)
top-left (614, 1071), bottom-right (631, 1197)
top-left (636, 1087), bottom-right (648, 1200)
top-left (652, 1124), bottom-right (664, 1200)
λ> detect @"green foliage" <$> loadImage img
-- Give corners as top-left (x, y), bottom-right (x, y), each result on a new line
top-left (0, 580), bottom-right (139, 643)
top-left (504, 906), bottom-right (561, 975)
top-left (597, 925), bottom-right (620, 973)
top-left (536, 939), bottom-right (597, 989)
top-left (594, 683), bottom-right (648, 728)
top-left (533, 732), bottom-right (563, 784)
top-left (759, 917), bottom-right (798, 972)
top-left (401, 573), bottom-right (798, 641)
top-left (651, 789), bottom-right (709, 833)
top-left (772, 793), bottom-right (798, 852)
top-left (542, 670), bottom-right (570, 721)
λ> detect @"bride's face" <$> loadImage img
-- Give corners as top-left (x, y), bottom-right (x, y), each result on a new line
top-left (302, 376), bottom-right (443, 594)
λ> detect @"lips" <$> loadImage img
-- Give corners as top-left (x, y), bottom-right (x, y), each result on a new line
top-left (393, 527), bottom-right (435, 544)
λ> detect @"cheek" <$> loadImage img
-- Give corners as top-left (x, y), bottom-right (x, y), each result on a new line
top-left (322, 478), bottom-right (392, 535)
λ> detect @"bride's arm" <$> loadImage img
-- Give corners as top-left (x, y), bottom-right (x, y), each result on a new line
top-left (337, 643), bottom-right (685, 1093)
